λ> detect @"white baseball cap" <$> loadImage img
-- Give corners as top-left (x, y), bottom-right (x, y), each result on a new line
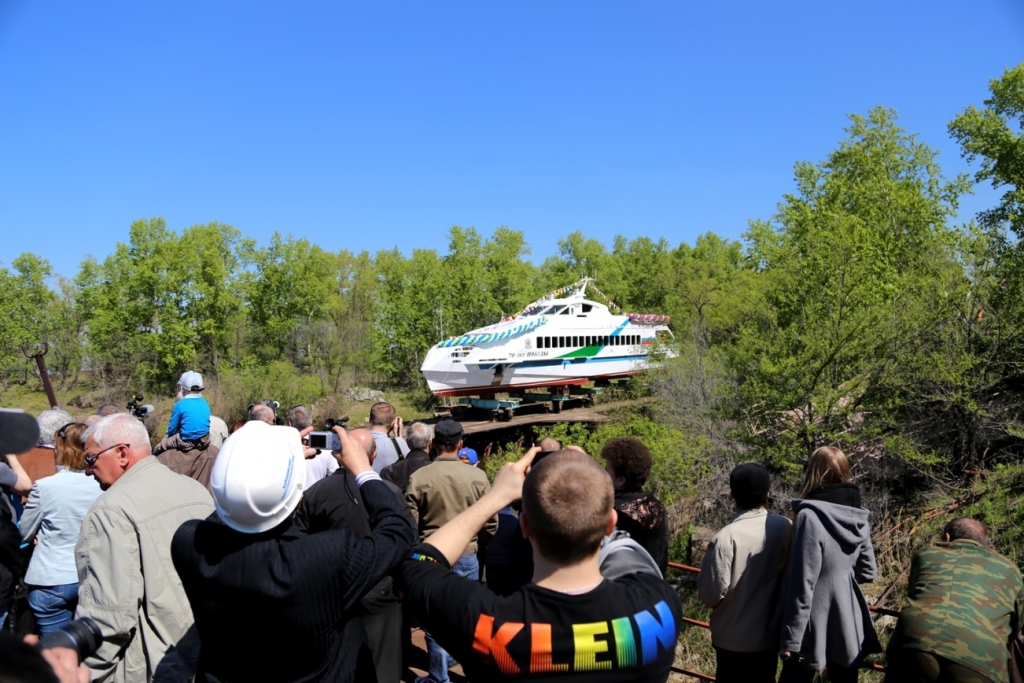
top-left (178, 371), bottom-right (204, 392)
top-left (210, 421), bottom-right (307, 533)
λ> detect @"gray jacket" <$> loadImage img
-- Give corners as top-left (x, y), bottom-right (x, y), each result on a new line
top-left (75, 456), bottom-right (214, 683)
top-left (21, 469), bottom-right (102, 586)
top-left (599, 529), bottom-right (663, 580)
top-left (780, 499), bottom-right (881, 669)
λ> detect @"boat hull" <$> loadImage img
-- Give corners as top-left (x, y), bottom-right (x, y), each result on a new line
top-left (422, 353), bottom-right (652, 397)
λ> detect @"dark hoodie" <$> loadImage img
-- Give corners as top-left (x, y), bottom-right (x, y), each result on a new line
top-left (780, 482), bottom-right (881, 670)
top-left (613, 489), bottom-right (669, 575)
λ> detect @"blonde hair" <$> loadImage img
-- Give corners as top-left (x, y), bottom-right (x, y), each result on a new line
top-left (56, 423), bottom-right (88, 470)
top-left (799, 446), bottom-right (850, 498)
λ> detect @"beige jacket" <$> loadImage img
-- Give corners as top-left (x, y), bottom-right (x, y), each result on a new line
top-left (698, 507), bottom-right (792, 652)
top-left (75, 456), bottom-right (214, 683)
top-left (406, 454), bottom-right (497, 556)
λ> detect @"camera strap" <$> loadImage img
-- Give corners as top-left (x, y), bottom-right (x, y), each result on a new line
top-left (391, 437), bottom-right (404, 460)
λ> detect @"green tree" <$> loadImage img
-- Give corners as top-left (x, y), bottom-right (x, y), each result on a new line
top-left (245, 233), bottom-right (338, 364)
top-left (0, 254), bottom-right (56, 386)
top-left (949, 62), bottom-right (1024, 237)
top-left (740, 107), bottom-right (970, 461)
top-left (483, 227), bottom-right (536, 316)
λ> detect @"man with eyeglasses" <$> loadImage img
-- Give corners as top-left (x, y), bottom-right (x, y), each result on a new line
top-left (75, 413), bottom-right (214, 683)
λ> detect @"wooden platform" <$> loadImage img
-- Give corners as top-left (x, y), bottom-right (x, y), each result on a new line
top-left (458, 406), bottom-right (609, 435)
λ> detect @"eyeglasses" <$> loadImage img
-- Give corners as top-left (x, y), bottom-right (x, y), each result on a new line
top-left (84, 443), bottom-right (126, 467)
top-left (56, 423), bottom-right (85, 440)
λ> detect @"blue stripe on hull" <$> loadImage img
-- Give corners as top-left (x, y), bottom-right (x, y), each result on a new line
top-left (479, 354), bottom-right (648, 370)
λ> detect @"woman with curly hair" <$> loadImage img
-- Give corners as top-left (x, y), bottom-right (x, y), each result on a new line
top-left (601, 436), bottom-right (669, 574)
top-left (20, 422), bottom-right (102, 635)
top-left (779, 446), bottom-right (881, 683)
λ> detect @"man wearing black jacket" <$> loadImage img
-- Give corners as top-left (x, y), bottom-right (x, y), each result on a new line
top-left (295, 429), bottom-right (414, 683)
top-left (171, 422), bottom-right (415, 683)
top-left (381, 421), bottom-right (432, 491)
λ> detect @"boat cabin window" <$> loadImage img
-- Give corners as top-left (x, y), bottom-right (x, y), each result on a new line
top-left (526, 306), bottom-right (544, 316)
top-left (578, 304), bottom-right (593, 316)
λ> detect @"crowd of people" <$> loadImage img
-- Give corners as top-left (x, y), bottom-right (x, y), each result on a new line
top-left (0, 368), bottom-right (1021, 683)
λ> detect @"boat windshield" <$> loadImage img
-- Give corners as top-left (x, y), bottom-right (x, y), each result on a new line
top-left (545, 305), bottom-right (567, 315)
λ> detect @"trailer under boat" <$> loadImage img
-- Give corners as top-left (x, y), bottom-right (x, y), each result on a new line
top-left (432, 378), bottom-right (637, 421)
top-left (420, 278), bottom-right (675, 399)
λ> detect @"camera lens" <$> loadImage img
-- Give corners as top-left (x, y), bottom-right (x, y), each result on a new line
top-left (37, 617), bottom-right (103, 662)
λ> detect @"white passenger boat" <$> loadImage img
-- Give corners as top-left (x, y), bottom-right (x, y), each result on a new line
top-left (421, 279), bottom-right (674, 397)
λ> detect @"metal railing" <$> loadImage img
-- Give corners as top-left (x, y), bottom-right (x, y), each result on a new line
top-left (666, 561), bottom-right (890, 681)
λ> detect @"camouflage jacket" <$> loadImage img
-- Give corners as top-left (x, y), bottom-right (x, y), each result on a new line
top-left (892, 539), bottom-right (1024, 683)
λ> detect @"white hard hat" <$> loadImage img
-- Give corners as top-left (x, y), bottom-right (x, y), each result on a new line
top-left (210, 421), bottom-right (307, 533)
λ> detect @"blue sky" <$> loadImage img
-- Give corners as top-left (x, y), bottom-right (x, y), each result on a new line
top-left (1, 1), bottom-right (1022, 278)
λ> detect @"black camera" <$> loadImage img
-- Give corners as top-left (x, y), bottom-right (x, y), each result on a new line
top-left (126, 394), bottom-right (153, 421)
top-left (37, 617), bottom-right (103, 662)
top-left (324, 416), bottom-right (350, 430)
top-left (248, 399), bottom-right (282, 424)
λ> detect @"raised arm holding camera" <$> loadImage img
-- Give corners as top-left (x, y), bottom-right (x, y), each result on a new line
top-left (368, 401), bottom-right (409, 473)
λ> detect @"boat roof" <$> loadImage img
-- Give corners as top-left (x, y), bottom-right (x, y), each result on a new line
top-left (435, 278), bottom-right (671, 346)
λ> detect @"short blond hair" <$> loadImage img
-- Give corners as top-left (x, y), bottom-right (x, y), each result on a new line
top-left (522, 450), bottom-right (613, 565)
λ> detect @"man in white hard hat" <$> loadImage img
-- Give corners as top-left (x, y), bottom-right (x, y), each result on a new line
top-left (171, 421), bottom-right (416, 683)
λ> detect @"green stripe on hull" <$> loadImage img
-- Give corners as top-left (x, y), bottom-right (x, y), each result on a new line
top-left (557, 345), bottom-right (602, 359)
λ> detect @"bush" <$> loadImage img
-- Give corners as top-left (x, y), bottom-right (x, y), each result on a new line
top-left (213, 359), bottom-right (323, 424)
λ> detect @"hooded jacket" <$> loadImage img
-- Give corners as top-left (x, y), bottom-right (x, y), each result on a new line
top-left (780, 484), bottom-right (881, 670)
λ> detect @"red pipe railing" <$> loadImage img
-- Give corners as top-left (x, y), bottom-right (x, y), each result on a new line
top-left (666, 561), bottom-right (890, 681)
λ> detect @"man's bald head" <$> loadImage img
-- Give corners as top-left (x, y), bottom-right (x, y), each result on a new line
top-left (249, 404), bottom-right (275, 425)
top-left (538, 437), bottom-right (562, 452)
top-left (349, 429), bottom-right (376, 463)
top-left (522, 450), bottom-right (614, 565)
top-left (944, 517), bottom-right (988, 544)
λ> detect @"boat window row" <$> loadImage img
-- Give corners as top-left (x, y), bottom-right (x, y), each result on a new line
top-left (536, 334), bottom-right (641, 349)
top-left (526, 303), bottom-right (595, 317)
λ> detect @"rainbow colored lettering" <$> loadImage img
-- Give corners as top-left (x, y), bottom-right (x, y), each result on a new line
top-left (472, 600), bottom-right (676, 674)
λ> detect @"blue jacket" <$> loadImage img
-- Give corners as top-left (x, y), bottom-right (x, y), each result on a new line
top-left (21, 470), bottom-right (102, 585)
top-left (166, 395), bottom-right (211, 441)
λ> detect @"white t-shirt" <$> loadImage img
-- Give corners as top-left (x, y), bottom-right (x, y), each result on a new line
top-left (304, 450), bottom-right (339, 488)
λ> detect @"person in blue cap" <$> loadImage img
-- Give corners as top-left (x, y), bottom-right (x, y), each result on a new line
top-left (166, 371), bottom-right (212, 442)
top-left (457, 447), bottom-right (478, 466)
